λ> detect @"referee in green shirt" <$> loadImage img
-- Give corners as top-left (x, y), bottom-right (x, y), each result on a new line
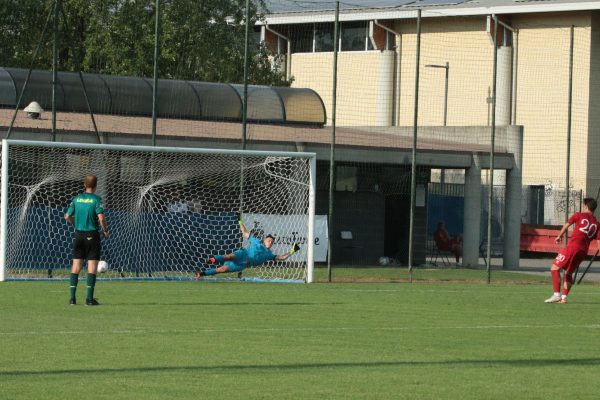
top-left (65, 175), bottom-right (109, 306)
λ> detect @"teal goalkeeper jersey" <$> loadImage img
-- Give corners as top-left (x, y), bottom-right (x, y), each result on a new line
top-left (66, 193), bottom-right (104, 232)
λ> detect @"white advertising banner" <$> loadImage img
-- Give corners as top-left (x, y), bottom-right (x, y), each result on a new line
top-left (245, 214), bottom-right (329, 262)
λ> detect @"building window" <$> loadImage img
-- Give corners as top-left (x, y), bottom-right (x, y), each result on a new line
top-left (315, 23), bottom-right (335, 52)
top-left (503, 28), bottom-right (513, 47)
top-left (336, 165), bottom-right (357, 191)
top-left (277, 36), bottom-right (286, 54)
top-left (385, 31), bottom-right (396, 50)
top-left (252, 29), bottom-right (261, 48)
top-left (289, 21), bottom-right (378, 53)
top-left (341, 21), bottom-right (368, 51)
top-left (289, 24), bottom-right (313, 53)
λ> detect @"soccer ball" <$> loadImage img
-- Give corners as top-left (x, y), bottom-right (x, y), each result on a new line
top-left (97, 260), bottom-right (108, 273)
top-left (378, 256), bottom-right (390, 266)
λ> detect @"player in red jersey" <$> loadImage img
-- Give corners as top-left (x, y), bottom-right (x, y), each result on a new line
top-left (545, 198), bottom-right (600, 304)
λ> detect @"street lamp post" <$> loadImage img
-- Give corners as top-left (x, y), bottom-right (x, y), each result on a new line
top-left (425, 62), bottom-right (449, 126)
top-left (426, 62), bottom-right (449, 189)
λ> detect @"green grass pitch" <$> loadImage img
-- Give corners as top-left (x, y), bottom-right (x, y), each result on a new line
top-left (1, 268), bottom-right (600, 399)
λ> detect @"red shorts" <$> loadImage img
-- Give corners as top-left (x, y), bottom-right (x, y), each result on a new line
top-left (553, 247), bottom-right (587, 273)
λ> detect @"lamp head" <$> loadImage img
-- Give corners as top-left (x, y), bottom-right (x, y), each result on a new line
top-left (24, 101), bottom-right (44, 119)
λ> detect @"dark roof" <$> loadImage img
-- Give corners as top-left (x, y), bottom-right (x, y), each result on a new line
top-left (263, 0), bottom-right (438, 14)
top-left (261, 0), bottom-right (600, 19)
top-left (0, 108), bottom-right (508, 156)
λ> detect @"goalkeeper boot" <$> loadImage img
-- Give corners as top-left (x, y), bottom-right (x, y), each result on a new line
top-left (544, 294), bottom-right (562, 303)
top-left (69, 298), bottom-right (76, 306)
top-left (85, 298), bottom-right (100, 306)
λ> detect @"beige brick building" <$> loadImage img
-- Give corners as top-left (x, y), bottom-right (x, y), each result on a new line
top-left (262, 1), bottom-right (600, 200)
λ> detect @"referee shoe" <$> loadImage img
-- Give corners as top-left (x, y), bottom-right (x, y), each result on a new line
top-left (85, 298), bottom-right (100, 306)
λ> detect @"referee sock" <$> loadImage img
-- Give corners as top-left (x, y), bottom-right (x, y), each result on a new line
top-left (69, 273), bottom-right (79, 300)
top-left (86, 273), bottom-right (97, 300)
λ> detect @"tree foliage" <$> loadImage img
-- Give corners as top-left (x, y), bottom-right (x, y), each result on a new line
top-left (0, 0), bottom-right (290, 86)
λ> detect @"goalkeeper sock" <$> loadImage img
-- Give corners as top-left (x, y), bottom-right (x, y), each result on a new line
top-left (86, 273), bottom-right (97, 300)
top-left (551, 269), bottom-right (561, 293)
top-left (69, 273), bottom-right (79, 300)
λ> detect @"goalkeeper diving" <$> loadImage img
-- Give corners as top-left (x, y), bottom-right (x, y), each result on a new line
top-left (196, 213), bottom-right (300, 278)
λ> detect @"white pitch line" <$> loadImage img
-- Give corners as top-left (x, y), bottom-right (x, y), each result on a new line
top-left (335, 288), bottom-right (600, 296)
top-left (2, 324), bottom-right (600, 336)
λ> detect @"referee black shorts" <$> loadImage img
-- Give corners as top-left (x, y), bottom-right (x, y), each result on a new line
top-left (72, 230), bottom-right (101, 261)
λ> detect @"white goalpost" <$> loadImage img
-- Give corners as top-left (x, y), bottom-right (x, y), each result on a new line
top-left (0, 139), bottom-right (316, 283)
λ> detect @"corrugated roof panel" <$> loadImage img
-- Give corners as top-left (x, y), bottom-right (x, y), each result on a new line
top-left (188, 82), bottom-right (242, 120)
top-left (264, 0), bottom-right (415, 14)
top-left (264, 0), bottom-right (469, 14)
top-left (0, 67), bottom-right (17, 107)
top-left (231, 84), bottom-right (285, 122)
top-left (272, 87), bottom-right (326, 125)
top-left (0, 67), bottom-right (325, 126)
top-left (262, 0), bottom-right (600, 20)
top-left (3, 68), bottom-right (64, 110)
top-left (406, 0), bottom-right (467, 6)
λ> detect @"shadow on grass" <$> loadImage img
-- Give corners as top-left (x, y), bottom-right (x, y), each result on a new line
top-left (3, 358), bottom-right (600, 377)
top-left (107, 302), bottom-right (344, 306)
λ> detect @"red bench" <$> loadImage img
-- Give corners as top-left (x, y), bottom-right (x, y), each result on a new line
top-left (520, 224), bottom-right (599, 255)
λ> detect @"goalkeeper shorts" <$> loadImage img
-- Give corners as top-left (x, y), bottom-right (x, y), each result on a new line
top-left (224, 261), bottom-right (246, 273)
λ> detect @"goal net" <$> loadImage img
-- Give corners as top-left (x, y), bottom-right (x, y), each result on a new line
top-left (0, 140), bottom-right (316, 282)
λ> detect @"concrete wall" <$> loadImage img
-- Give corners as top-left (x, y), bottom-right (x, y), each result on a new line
top-left (396, 17), bottom-right (493, 127)
top-left (316, 191), bottom-right (386, 265)
top-left (287, 11), bottom-right (597, 199)
top-left (512, 12), bottom-right (592, 193)
top-left (313, 190), bottom-right (427, 266)
top-left (587, 11), bottom-right (600, 196)
top-left (291, 51), bottom-right (386, 126)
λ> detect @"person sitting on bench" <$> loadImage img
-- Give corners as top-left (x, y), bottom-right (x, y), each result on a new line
top-left (433, 221), bottom-right (462, 264)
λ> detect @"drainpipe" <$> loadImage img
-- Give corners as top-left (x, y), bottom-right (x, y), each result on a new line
top-left (487, 16), bottom-right (516, 125)
top-left (264, 25), bottom-right (292, 81)
top-left (371, 20), bottom-right (402, 126)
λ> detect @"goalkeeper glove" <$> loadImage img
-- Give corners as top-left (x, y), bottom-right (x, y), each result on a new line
top-left (290, 243), bottom-right (300, 255)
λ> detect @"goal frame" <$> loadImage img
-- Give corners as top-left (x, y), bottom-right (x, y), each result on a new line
top-left (0, 139), bottom-right (316, 283)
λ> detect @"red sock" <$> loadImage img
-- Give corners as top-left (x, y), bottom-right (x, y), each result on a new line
top-left (551, 269), bottom-right (561, 293)
top-left (563, 273), bottom-right (572, 296)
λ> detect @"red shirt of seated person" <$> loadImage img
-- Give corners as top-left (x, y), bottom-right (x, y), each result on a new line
top-left (433, 221), bottom-right (463, 263)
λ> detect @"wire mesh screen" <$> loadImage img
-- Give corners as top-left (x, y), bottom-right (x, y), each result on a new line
top-left (1, 1), bottom-right (598, 282)
top-left (1, 141), bottom-right (313, 281)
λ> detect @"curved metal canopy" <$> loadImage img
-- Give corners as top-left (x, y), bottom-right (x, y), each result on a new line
top-left (0, 67), bottom-right (326, 126)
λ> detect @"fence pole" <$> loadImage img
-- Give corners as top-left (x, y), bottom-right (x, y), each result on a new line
top-left (242, 0), bottom-right (250, 150)
top-left (565, 25), bottom-right (574, 229)
top-left (408, 9), bottom-right (422, 282)
top-left (327, 1), bottom-right (340, 282)
top-left (51, 0), bottom-right (60, 142)
top-left (151, 0), bottom-right (161, 146)
top-left (487, 15), bottom-right (499, 284)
